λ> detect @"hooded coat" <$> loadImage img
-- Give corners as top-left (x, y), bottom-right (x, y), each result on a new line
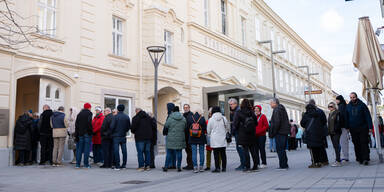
top-left (336, 95), bottom-right (348, 129)
top-left (207, 112), bottom-right (230, 148)
top-left (131, 110), bottom-right (156, 142)
top-left (234, 108), bottom-right (258, 145)
top-left (14, 114), bottom-right (33, 151)
top-left (269, 104), bottom-right (290, 138)
top-left (39, 109), bottom-right (53, 135)
top-left (300, 104), bottom-right (328, 148)
top-left (92, 113), bottom-right (104, 144)
top-left (164, 112), bottom-right (186, 149)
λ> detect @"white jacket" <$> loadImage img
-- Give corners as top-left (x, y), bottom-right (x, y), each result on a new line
top-left (207, 112), bottom-right (230, 148)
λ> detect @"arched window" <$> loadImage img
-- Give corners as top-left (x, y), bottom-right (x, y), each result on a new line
top-left (46, 85), bottom-right (51, 98)
top-left (55, 89), bottom-right (60, 99)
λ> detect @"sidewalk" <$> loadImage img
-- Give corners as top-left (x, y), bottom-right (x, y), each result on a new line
top-left (1, 141), bottom-right (383, 192)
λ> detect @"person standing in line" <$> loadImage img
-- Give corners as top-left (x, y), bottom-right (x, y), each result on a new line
top-left (30, 112), bottom-right (40, 165)
top-left (288, 120), bottom-right (298, 151)
top-left (100, 108), bottom-right (113, 168)
top-left (67, 107), bottom-right (78, 164)
top-left (75, 103), bottom-right (93, 169)
top-left (336, 95), bottom-right (349, 163)
top-left (187, 109), bottom-right (207, 173)
top-left (163, 106), bottom-right (186, 172)
top-left (162, 103), bottom-right (176, 170)
top-left (39, 105), bottom-right (53, 165)
top-left (205, 107), bottom-right (218, 171)
top-left (346, 92), bottom-right (372, 165)
top-left (51, 106), bottom-right (68, 167)
top-left (14, 111), bottom-right (33, 166)
top-left (234, 99), bottom-right (259, 172)
top-left (131, 108), bottom-right (156, 171)
top-left (110, 104), bottom-right (131, 170)
top-left (182, 104), bottom-right (194, 170)
top-left (301, 100), bottom-right (328, 168)
top-left (296, 127), bottom-right (303, 149)
top-left (228, 98), bottom-right (245, 171)
top-left (269, 98), bottom-right (290, 170)
top-left (327, 102), bottom-right (342, 167)
top-left (92, 107), bottom-right (104, 166)
top-left (147, 111), bottom-right (157, 169)
top-left (207, 106), bottom-right (230, 173)
top-left (254, 105), bottom-right (269, 169)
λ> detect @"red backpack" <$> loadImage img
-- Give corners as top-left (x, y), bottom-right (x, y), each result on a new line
top-left (190, 115), bottom-right (203, 137)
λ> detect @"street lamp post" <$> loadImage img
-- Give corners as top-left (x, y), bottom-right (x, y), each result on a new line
top-left (298, 65), bottom-right (318, 100)
top-left (258, 40), bottom-right (285, 98)
top-left (147, 46), bottom-right (166, 121)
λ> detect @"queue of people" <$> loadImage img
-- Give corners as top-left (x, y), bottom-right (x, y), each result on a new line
top-left (12, 91), bottom-right (379, 172)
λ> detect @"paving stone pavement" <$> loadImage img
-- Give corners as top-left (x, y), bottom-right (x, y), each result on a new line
top-left (1, 141), bottom-right (384, 192)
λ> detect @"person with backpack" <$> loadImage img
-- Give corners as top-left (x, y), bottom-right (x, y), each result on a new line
top-left (327, 102), bottom-right (342, 167)
top-left (187, 109), bottom-right (207, 173)
top-left (254, 105), bottom-right (269, 168)
top-left (301, 100), bottom-right (328, 168)
top-left (288, 120), bottom-right (298, 151)
top-left (207, 106), bottom-right (230, 173)
top-left (234, 99), bottom-right (258, 172)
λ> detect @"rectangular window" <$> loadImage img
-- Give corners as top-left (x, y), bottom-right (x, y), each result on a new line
top-left (290, 75), bottom-right (294, 93)
top-left (38, 0), bottom-right (57, 37)
top-left (285, 71), bottom-right (289, 93)
top-left (164, 30), bottom-right (173, 64)
top-left (204, 0), bottom-right (209, 27)
top-left (279, 69), bottom-right (284, 88)
top-left (255, 17), bottom-right (260, 41)
top-left (241, 17), bottom-right (246, 46)
top-left (221, 0), bottom-right (227, 35)
top-left (257, 57), bottom-right (263, 83)
top-left (112, 17), bottom-right (123, 56)
top-left (104, 95), bottom-right (132, 136)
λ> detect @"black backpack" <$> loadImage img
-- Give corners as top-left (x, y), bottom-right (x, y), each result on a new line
top-left (243, 115), bottom-right (256, 134)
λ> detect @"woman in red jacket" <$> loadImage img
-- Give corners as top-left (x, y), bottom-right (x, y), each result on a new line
top-left (254, 105), bottom-right (269, 168)
top-left (92, 106), bottom-right (105, 165)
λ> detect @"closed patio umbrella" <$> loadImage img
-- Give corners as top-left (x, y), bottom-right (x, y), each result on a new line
top-left (353, 16), bottom-right (384, 162)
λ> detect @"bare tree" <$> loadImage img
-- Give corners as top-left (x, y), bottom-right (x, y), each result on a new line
top-left (0, 0), bottom-right (44, 50)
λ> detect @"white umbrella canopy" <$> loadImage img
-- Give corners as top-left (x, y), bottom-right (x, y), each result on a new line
top-left (353, 17), bottom-right (384, 104)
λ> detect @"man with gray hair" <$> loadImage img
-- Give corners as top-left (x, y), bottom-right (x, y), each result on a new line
top-left (100, 107), bottom-right (114, 168)
top-left (269, 98), bottom-right (290, 170)
top-left (228, 98), bottom-right (245, 171)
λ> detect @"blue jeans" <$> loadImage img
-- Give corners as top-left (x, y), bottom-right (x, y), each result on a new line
top-left (101, 139), bottom-right (113, 167)
top-left (191, 144), bottom-right (205, 167)
top-left (234, 132), bottom-right (245, 168)
top-left (165, 149), bottom-right (182, 168)
top-left (135, 140), bottom-right (151, 168)
top-left (113, 137), bottom-right (127, 168)
top-left (92, 144), bottom-right (103, 163)
top-left (275, 134), bottom-right (289, 169)
top-left (269, 137), bottom-right (276, 151)
top-left (76, 134), bottom-right (92, 167)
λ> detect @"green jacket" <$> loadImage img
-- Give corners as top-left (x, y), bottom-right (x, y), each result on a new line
top-left (164, 112), bottom-right (186, 149)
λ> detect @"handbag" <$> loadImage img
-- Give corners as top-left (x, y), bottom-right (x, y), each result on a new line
top-left (67, 135), bottom-right (76, 150)
top-left (53, 128), bottom-right (67, 138)
top-left (221, 118), bottom-right (232, 143)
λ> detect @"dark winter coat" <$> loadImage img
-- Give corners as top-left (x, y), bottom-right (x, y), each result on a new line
top-left (328, 110), bottom-right (341, 135)
top-left (269, 104), bottom-right (290, 138)
top-left (101, 113), bottom-right (114, 140)
top-left (131, 110), bottom-right (156, 142)
top-left (51, 111), bottom-right (66, 128)
top-left (346, 98), bottom-right (373, 133)
top-left (336, 95), bottom-right (348, 128)
top-left (234, 108), bottom-right (258, 145)
top-left (187, 112), bottom-right (207, 145)
top-left (230, 106), bottom-right (240, 135)
top-left (39, 109), bottom-right (53, 135)
top-left (301, 104), bottom-right (328, 148)
top-left (75, 109), bottom-right (93, 138)
top-left (184, 111), bottom-right (193, 140)
top-left (110, 111), bottom-right (131, 137)
top-left (31, 119), bottom-right (40, 142)
top-left (14, 114), bottom-right (33, 151)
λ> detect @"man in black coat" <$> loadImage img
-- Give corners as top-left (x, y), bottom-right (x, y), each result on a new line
top-left (100, 107), bottom-right (114, 168)
top-left (229, 98), bottom-right (245, 171)
top-left (14, 111), bottom-right (33, 166)
top-left (75, 103), bottom-right (93, 168)
top-left (346, 92), bottom-right (372, 165)
top-left (110, 104), bottom-right (131, 170)
top-left (269, 98), bottom-right (290, 170)
top-left (182, 104), bottom-right (193, 170)
top-left (131, 108), bottom-right (156, 171)
top-left (336, 95), bottom-right (350, 162)
top-left (38, 105), bottom-right (53, 165)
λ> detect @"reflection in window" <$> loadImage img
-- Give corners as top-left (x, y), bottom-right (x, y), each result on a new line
top-left (46, 85), bottom-right (51, 98)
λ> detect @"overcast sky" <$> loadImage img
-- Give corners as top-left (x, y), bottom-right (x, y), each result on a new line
top-left (265, 0), bottom-right (384, 100)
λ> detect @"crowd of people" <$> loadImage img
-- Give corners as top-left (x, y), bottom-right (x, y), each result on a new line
top-left (13, 91), bottom-right (380, 173)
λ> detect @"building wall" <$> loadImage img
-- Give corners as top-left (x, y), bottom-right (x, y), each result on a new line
top-left (0, 0), bottom-right (333, 166)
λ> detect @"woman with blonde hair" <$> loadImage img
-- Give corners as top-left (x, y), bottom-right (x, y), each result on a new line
top-left (68, 107), bottom-right (79, 164)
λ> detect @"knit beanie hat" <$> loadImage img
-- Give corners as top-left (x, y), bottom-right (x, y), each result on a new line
top-left (117, 104), bottom-right (125, 112)
top-left (84, 103), bottom-right (91, 109)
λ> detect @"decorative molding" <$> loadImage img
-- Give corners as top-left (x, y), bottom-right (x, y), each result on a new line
top-left (222, 76), bottom-right (241, 85)
top-left (108, 54), bottom-right (131, 62)
top-left (144, 7), bottom-right (184, 25)
top-left (197, 71), bottom-right (222, 82)
top-left (246, 82), bottom-right (257, 90)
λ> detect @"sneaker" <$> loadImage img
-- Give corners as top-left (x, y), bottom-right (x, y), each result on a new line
top-left (193, 167), bottom-right (198, 173)
top-left (75, 166), bottom-right (80, 169)
top-left (243, 168), bottom-right (251, 173)
top-left (331, 161), bottom-right (341, 167)
top-left (85, 166), bottom-right (91, 169)
top-left (114, 168), bottom-right (121, 171)
top-left (97, 162), bottom-right (103, 167)
top-left (162, 167), bottom-right (168, 172)
top-left (137, 167), bottom-right (145, 172)
top-left (71, 159), bottom-right (76, 164)
top-left (177, 168), bottom-right (182, 172)
top-left (183, 166), bottom-right (193, 170)
top-left (235, 165), bottom-right (244, 171)
top-left (212, 169), bottom-right (220, 173)
top-left (363, 160), bottom-right (369, 166)
top-left (144, 166), bottom-right (151, 171)
top-left (259, 164), bottom-right (267, 169)
top-left (52, 164), bottom-right (57, 167)
top-left (276, 167), bottom-right (289, 171)
top-left (199, 167), bottom-right (204, 172)
top-left (252, 167), bottom-right (259, 172)
top-left (204, 167), bottom-right (211, 171)
top-left (321, 162), bottom-right (329, 166)
top-left (308, 163), bottom-right (321, 168)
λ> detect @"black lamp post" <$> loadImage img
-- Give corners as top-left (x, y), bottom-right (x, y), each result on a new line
top-left (147, 46), bottom-right (166, 121)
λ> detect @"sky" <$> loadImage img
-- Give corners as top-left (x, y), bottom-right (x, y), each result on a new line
top-left (265, 0), bottom-right (384, 100)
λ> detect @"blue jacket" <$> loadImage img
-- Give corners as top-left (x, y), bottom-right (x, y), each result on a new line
top-left (51, 111), bottom-right (66, 128)
top-left (111, 111), bottom-right (131, 137)
top-left (346, 99), bottom-right (372, 132)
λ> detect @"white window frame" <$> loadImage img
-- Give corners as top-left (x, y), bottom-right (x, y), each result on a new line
top-left (221, 0), bottom-right (227, 35)
top-left (164, 30), bottom-right (173, 65)
top-left (204, 0), bottom-right (210, 27)
top-left (104, 95), bottom-right (132, 137)
top-left (112, 16), bottom-right (123, 56)
top-left (257, 57), bottom-right (263, 83)
top-left (241, 17), bottom-right (246, 46)
top-left (37, 0), bottom-right (57, 37)
top-left (254, 16), bottom-right (261, 41)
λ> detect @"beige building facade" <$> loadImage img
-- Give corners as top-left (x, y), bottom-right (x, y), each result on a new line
top-left (0, 0), bottom-right (333, 166)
